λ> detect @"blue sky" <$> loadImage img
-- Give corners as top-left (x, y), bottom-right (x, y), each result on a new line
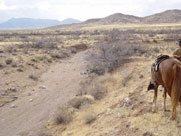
top-left (0, 0), bottom-right (181, 23)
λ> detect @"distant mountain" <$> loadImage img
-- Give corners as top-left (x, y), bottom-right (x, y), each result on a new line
top-left (0, 18), bottom-right (81, 29)
top-left (85, 13), bottom-right (141, 24)
top-left (1, 9), bottom-right (181, 29)
top-left (143, 9), bottom-right (181, 24)
top-left (84, 9), bottom-right (181, 25)
top-left (60, 18), bottom-right (81, 25)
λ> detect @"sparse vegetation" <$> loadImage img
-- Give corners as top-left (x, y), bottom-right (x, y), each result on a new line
top-left (54, 106), bottom-right (73, 125)
top-left (68, 95), bottom-right (94, 109)
top-left (78, 77), bottom-right (107, 100)
top-left (37, 132), bottom-right (52, 136)
top-left (1, 18), bottom-right (181, 136)
top-left (84, 113), bottom-right (97, 124)
top-left (28, 74), bottom-right (39, 81)
top-left (5, 58), bottom-right (13, 65)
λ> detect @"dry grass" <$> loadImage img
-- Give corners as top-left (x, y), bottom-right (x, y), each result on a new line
top-left (0, 24), bottom-right (97, 108)
top-left (68, 95), bottom-right (94, 109)
top-left (84, 113), bottom-right (97, 124)
top-left (37, 132), bottom-right (52, 136)
top-left (46, 23), bottom-right (181, 136)
top-left (1, 23), bottom-right (181, 136)
top-left (78, 79), bottom-right (107, 100)
top-left (54, 106), bottom-right (73, 125)
top-left (19, 130), bottom-right (52, 136)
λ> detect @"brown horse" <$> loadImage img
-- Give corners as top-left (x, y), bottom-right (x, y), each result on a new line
top-left (148, 56), bottom-right (181, 119)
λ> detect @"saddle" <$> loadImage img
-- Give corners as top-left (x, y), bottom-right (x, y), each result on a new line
top-left (152, 55), bottom-right (170, 72)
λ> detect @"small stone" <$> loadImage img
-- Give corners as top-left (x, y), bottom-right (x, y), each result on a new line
top-left (1, 92), bottom-right (6, 96)
top-left (0, 63), bottom-right (4, 68)
top-left (29, 99), bottom-right (33, 102)
top-left (10, 104), bottom-right (17, 108)
top-left (143, 132), bottom-right (153, 136)
top-left (139, 75), bottom-right (144, 78)
top-left (124, 97), bottom-right (129, 102)
top-left (66, 131), bottom-right (73, 135)
top-left (39, 85), bottom-right (47, 89)
top-left (123, 96), bottom-right (131, 107)
top-left (107, 108), bottom-right (111, 112)
top-left (17, 68), bottom-right (24, 72)
top-left (177, 123), bottom-right (181, 127)
top-left (0, 50), bottom-right (4, 53)
top-left (9, 87), bottom-right (17, 92)
top-left (10, 95), bottom-right (18, 99)
top-left (28, 93), bottom-right (31, 96)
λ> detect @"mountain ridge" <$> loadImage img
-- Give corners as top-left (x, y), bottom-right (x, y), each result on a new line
top-left (0, 18), bottom-right (81, 29)
top-left (84, 9), bottom-right (181, 24)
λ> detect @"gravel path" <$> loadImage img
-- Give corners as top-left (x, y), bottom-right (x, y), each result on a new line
top-left (0, 50), bottom-right (89, 136)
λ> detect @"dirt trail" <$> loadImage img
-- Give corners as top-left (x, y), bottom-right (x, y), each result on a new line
top-left (0, 50), bottom-right (89, 136)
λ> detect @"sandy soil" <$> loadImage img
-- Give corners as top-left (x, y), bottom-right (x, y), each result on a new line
top-left (50, 56), bottom-right (181, 136)
top-left (0, 50), bottom-right (89, 136)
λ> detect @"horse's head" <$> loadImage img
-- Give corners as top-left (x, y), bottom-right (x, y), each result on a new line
top-left (147, 81), bottom-right (156, 91)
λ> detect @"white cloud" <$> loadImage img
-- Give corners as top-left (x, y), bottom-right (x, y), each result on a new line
top-left (32, 0), bottom-right (154, 20)
top-left (0, 0), bottom-right (16, 10)
top-left (0, 0), bottom-right (181, 22)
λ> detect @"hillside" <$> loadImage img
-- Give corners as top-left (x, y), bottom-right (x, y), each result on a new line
top-left (84, 9), bottom-right (181, 25)
top-left (0, 18), bottom-right (81, 29)
top-left (85, 13), bottom-right (141, 24)
top-left (144, 9), bottom-right (181, 24)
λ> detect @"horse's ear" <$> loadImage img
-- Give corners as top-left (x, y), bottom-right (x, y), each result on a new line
top-left (147, 82), bottom-right (155, 91)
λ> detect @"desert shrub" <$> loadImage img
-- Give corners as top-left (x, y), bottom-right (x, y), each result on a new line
top-left (78, 80), bottom-right (107, 100)
top-left (70, 43), bottom-right (88, 52)
top-left (23, 36), bottom-right (58, 50)
top-left (77, 74), bottom-right (114, 100)
top-left (37, 132), bottom-right (52, 136)
top-left (86, 40), bottom-right (146, 75)
top-left (19, 35), bottom-right (27, 39)
top-left (28, 74), bottom-right (39, 80)
top-left (0, 49), bottom-right (4, 53)
top-left (144, 39), bottom-right (151, 43)
top-left (84, 113), bottom-right (97, 124)
top-left (54, 106), bottom-right (73, 125)
top-left (122, 74), bottom-right (132, 87)
top-left (164, 34), bottom-right (181, 42)
top-left (22, 130), bottom-right (52, 136)
top-left (0, 63), bottom-right (4, 68)
top-left (68, 95), bottom-right (94, 109)
top-left (5, 58), bottom-right (13, 65)
top-left (5, 45), bottom-right (15, 53)
top-left (50, 51), bottom-right (68, 59)
top-left (11, 62), bottom-right (17, 67)
top-left (0, 62), bottom-right (5, 68)
top-left (88, 83), bottom-right (105, 100)
top-left (68, 97), bottom-right (83, 109)
top-left (17, 68), bottom-right (24, 72)
top-left (103, 29), bottom-right (121, 42)
top-left (153, 39), bottom-right (158, 43)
